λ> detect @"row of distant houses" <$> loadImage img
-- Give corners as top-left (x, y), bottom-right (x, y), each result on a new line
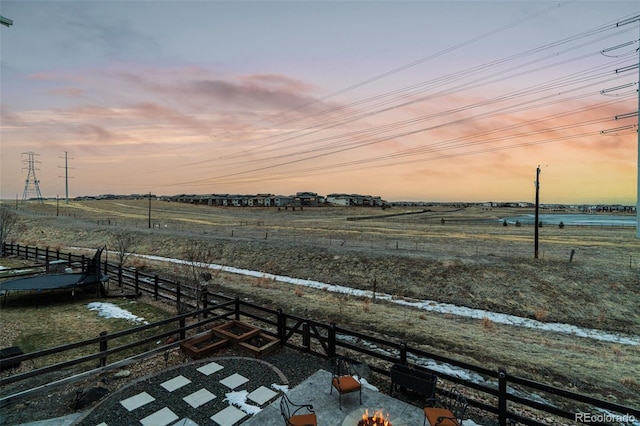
top-left (161, 192), bottom-right (387, 207)
top-left (74, 193), bottom-right (635, 212)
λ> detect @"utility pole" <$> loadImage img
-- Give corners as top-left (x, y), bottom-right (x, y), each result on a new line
top-left (636, 19), bottom-right (640, 239)
top-left (59, 152), bottom-right (73, 204)
top-left (148, 191), bottom-right (152, 229)
top-left (534, 165), bottom-right (540, 259)
top-left (615, 15), bottom-right (640, 238)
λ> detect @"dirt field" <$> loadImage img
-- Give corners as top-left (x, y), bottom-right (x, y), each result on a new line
top-left (2, 199), bottom-right (639, 410)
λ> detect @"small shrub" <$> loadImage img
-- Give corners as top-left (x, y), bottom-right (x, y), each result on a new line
top-left (534, 309), bottom-right (548, 321)
top-left (253, 277), bottom-right (273, 289)
top-left (130, 258), bottom-right (147, 270)
top-left (611, 345), bottom-right (623, 357)
top-left (419, 313), bottom-right (427, 320)
top-left (481, 317), bottom-right (494, 331)
top-left (293, 287), bottom-right (304, 297)
top-left (362, 298), bottom-right (371, 313)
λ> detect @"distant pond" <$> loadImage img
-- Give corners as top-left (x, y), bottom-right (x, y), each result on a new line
top-left (499, 214), bottom-right (636, 227)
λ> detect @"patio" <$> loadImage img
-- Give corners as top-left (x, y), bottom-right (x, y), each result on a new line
top-left (242, 369), bottom-right (424, 426)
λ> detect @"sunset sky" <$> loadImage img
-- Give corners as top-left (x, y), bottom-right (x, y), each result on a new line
top-left (1, 1), bottom-right (638, 203)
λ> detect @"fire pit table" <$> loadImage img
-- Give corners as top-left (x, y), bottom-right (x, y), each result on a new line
top-left (342, 407), bottom-right (412, 426)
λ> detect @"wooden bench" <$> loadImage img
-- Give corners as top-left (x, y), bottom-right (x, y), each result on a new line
top-left (389, 363), bottom-right (437, 398)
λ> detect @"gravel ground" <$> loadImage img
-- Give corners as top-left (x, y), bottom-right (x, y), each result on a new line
top-left (74, 353), bottom-right (322, 426)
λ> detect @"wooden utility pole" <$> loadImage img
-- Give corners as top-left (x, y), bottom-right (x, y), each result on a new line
top-left (148, 192), bottom-right (152, 229)
top-left (534, 166), bottom-right (540, 259)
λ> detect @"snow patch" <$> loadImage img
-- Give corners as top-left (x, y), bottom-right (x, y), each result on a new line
top-left (87, 302), bottom-right (147, 324)
top-left (223, 390), bottom-right (261, 415)
top-left (133, 253), bottom-right (639, 346)
top-left (271, 384), bottom-right (289, 393)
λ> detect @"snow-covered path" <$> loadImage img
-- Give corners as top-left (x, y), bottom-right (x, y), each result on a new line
top-left (135, 253), bottom-right (640, 346)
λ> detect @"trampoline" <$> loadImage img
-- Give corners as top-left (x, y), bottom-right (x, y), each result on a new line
top-left (0, 248), bottom-right (109, 304)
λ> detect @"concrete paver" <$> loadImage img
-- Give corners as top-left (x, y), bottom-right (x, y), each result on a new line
top-left (160, 375), bottom-right (191, 392)
top-left (183, 388), bottom-right (216, 409)
top-left (219, 373), bottom-right (249, 390)
top-left (140, 407), bottom-right (179, 426)
top-left (196, 361), bottom-right (224, 376)
top-left (210, 405), bottom-right (246, 426)
top-left (119, 391), bottom-right (155, 411)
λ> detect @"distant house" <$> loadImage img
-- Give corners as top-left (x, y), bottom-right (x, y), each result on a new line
top-left (326, 193), bottom-right (351, 206)
top-left (274, 196), bottom-right (294, 207)
top-left (295, 192), bottom-right (319, 206)
top-left (326, 193), bottom-right (384, 207)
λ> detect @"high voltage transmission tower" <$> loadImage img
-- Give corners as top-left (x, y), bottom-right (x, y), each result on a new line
top-left (22, 152), bottom-right (44, 203)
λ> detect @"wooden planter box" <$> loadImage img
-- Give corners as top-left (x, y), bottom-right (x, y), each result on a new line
top-left (181, 331), bottom-right (230, 359)
top-left (238, 332), bottom-right (280, 358)
top-left (212, 320), bottom-right (260, 343)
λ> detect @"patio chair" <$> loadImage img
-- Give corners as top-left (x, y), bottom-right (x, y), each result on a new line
top-left (423, 386), bottom-right (468, 426)
top-left (329, 355), bottom-right (362, 409)
top-left (280, 393), bottom-right (317, 426)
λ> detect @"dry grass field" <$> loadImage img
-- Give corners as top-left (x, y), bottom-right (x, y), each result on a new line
top-left (1, 199), bottom-right (639, 411)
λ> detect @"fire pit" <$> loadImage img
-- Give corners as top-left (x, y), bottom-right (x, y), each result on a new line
top-left (342, 407), bottom-right (410, 426)
top-left (358, 409), bottom-right (392, 426)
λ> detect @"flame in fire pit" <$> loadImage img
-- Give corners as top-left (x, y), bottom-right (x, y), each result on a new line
top-left (358, 409), bottom-right (392, 426)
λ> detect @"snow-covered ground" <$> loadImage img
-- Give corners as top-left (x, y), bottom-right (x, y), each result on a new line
top-left (87, 301), bottom-right (148, 324)
top-left (136, 254), bottom-right (640, 347)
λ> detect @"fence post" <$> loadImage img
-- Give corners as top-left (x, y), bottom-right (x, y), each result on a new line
top-left (154, 275), bottom-right (159, 301)
top-left (134, 268), bottom-right (139, 295)
top-left (35, 246), bottom-right (39, 262)
top-left (498, 367), bottom-right (507, 426)
top-left (399, 341), bottom-right (407, 365)
top-left (56, 247), bottom-right (60, 260)
top-left (328, 323), bottom-right (336, 358)
top-left (277, 309), bottom-right (285, 346)
top-left (303, 322), bottom-right (310, 351)
top-left (45, 246), bottom-right (50, 265)
top-left (202, 291), bottom-right (208, 319)
top-left (117, 265), bottom-right (123, 289)
top-left (176, 284), bottom-right (181, 311)
top-left (99, 331), bottom-right (108, 367)
top-left (234, 297), bottom-right (240, 320)
top-left (179, 317), bottom-right (186, 341)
